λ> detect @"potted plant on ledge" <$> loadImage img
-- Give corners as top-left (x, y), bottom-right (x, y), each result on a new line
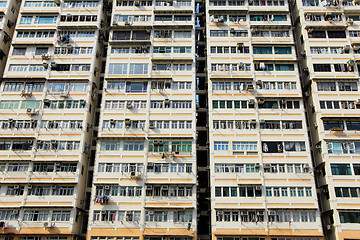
top-left (331, 127), bottom-right (343, 132)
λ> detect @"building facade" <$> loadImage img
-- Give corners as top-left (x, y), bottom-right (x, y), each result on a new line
top-left (86, 0), bottom-right (197, 240)
top-left (292, 0), bottom-right (360, 239)
top-left (1, 0), bottom-right (359, 240)
top-left (0, 0), bottom-right (20, 76)
top-left (0, 0), bottom-right (103, 239)
top-left (205, 0), bottom-right (324, 239)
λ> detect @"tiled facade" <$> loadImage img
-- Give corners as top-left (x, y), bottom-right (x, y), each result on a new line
top-left (0, 0), bottom-right (359, 240)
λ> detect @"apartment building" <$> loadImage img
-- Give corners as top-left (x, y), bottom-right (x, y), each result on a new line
top-left (206, 0), bottom-right (324, 239)
top-left (86, 1), bottom-right (197, 240)
top-left (292, 0), bottom-right (360, 240)
top-left (0, 0), bottom-right (20, 77)
top-left (0, 0), bottom-right (103, 239)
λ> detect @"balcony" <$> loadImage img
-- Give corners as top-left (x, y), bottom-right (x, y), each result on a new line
top-left (154, 1), bottom-right (193, 13)
top-left (207, 4), bottom-right (247, 11)
top-left (25, 195), bottom-right (77, 206)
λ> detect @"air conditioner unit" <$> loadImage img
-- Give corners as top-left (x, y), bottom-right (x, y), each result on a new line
top-left (248, 99), bottom-right (255, 104)
top-left (110, 119), bottom-right (115, 125)
top-left (254, 163), bottom-right (260, 168)
top-left (154, 140), bottom-right (159, 145)
top-left (54, 0), bottom-right (61, 5)
top-left (148, 162), bottom-right (154, 167)
top-left (230, 28), bottom-right (235, 33)
top-left (353, 45), bottom-right (360, 51)
top-left (257, 98), bottom-right (265, 104)
top-left (43, 222), bottom-right (52, 228)
top-left (241, 210), bottom-right (248, 215)
top-left (256, 80), bottom-right (262, 85)
top-left (164, 98), bottom-right (170, 105)
top-left (130, 171), bottom-right (137, 177)
top-left (343, 45), bottom-right (351, 51)
top-left (307, 28), bottom-right (313, 33)
top-left (217, 211), bottom-right (224, 215)
top-left (14, 185), bottom-right (20, 189)
top-left (251, 28), bottom-right (258, 34)
top-left (255, 186), bottom-right (262, 190)
top-left (148, 210), bottom-right (154, 215)
top-left (51, 185), bottom-right (57, 189)
top-left (315, 144), bottom-right (322, 149)
top-left (264, 163), bottom-right (271, 169)
top-left (326, 224), bottom-right (333, 230)
top-left (250, 119), bottom-right (257, 124)
top-left (50, 139), bottom-right (57, 144)
top-left (12, 210), bottom-right (19, 215)
top-left (146, 185), bottom-right (153, 190)
top-left (158, 140), bottom-right (164, 146)
top-left (79, 99), bottom-right (86, 106)
top-left (41, 53), bottom-right (51, 60)
top-left (125, 118), bottom-right (131, 126)
top-left (300, 51), bottom-right (306, 58)
top-left (260, 119), bottom-right (265, 124)
top-left (303, 163), bottom-right (310, 169)
top-left (238, 62), bottom-right (245, 67)
top-left (134, 0), bottom-right (140, 6)
top-left (161, 185), bottom-right (169, 190)
top-left (113, 21), bottom-right (118, 26)
top-left (55, 162), bottom-right (61, 167)
top-left (28, 185), bottom-right (33, 190)
top-left (26, 108), bottom-right (36, 115)
top-left (36, 140), bottom-right (43, 145)
top-left (149, 123), bottom-right (155, 129)
top-left (246, 84), bottom-right (254, 92)
top-left (21, 90), bottom-right (32, 97)
top-left (60, 92), bottom-right (69, 98)
top-left (126, 102), bottom-right (133, 109)
top-left (104, 185), bottom-right (110, 190)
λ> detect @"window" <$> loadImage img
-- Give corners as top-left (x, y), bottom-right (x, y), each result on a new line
top-left (331, 164), bottom-right (352, 175)
top-left (353, 164), bottom-right (360, 175)
top-left (129, 64), bottom-right (148, 74)
top-left (108, 64), bottom-right (127, 74)
top-left (35, 16), bottom-right (57, 24)
top-left (23, 211), bottom-right (49, 221)
top-left (284, 142), bottom-right (306, 151)
top-left (327, 141), bottom-right (360, 155)
top-left (126, 82), bottom-right (147, 93)
top-left (313, 64), bottom-right (331, 72)
top-left (328, 31), bottom-right (346, 38)
top-left (262, 142), bottom-right (283, 153)
top-left (52, 211), bottom-right (71, 221)
top-left (100, 141), bottom-right (120, 151)
top-left (232, 142), bottom-right (257, 151)
top-left (339, 212), bottom-right (360, 223)
top-left (123, 141), bottom-right (144, 151)
top-left (0, 94), bottom-right (17, 108)
top-left (214, 142), bottom-right (229, 150)
top-left (317, 82), bottom-right (336, 91)
top-left (13, 48), bottom-right (27, 55)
